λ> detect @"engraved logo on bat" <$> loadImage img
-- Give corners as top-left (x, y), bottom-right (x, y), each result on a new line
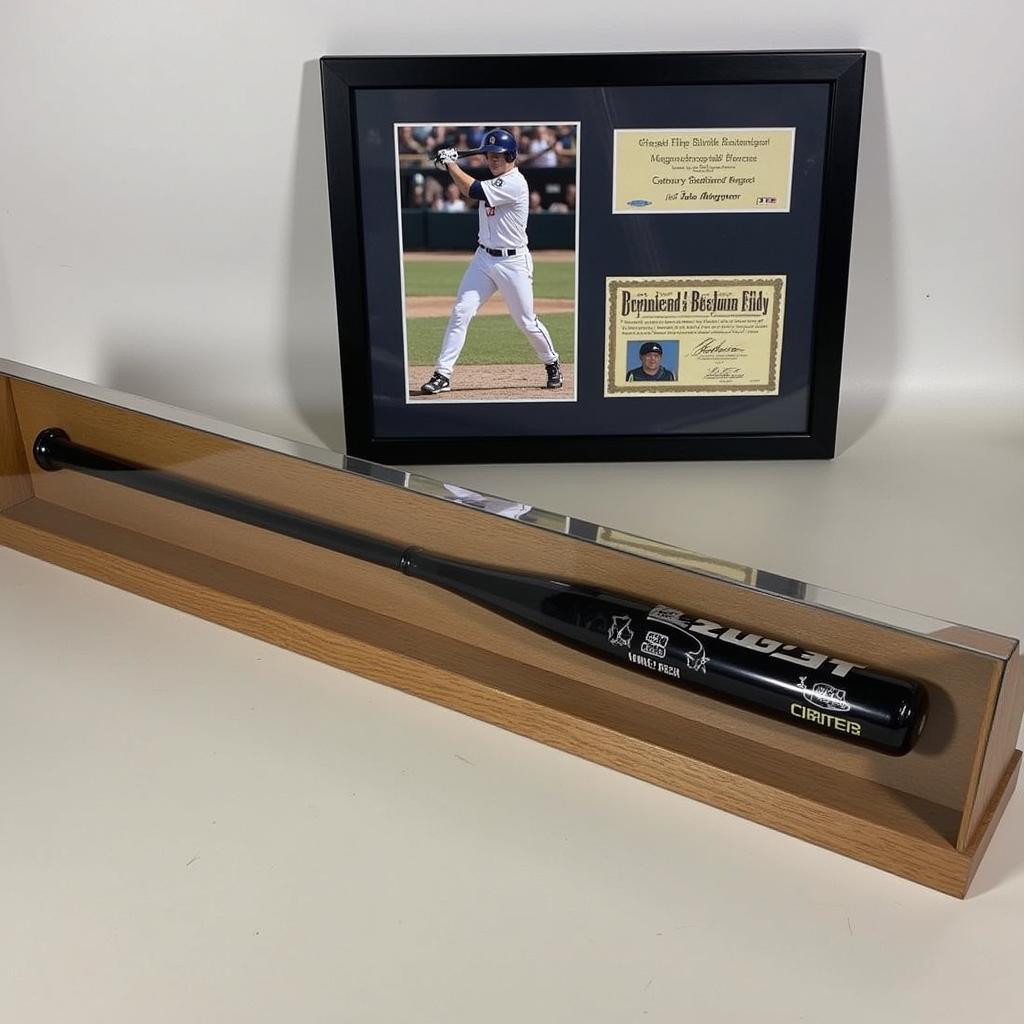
top-left (648, 605), bottom-right (693, 629)
top-left (649, 606), bottom-right (864, 679)
top-left (640, 631), bottom-right (669, 658)
top-left (645, 609), bottom-right (708, 673)
top-left (608, 616), bottom-right (634, 648)
top-left (797, 677), bottom-right (852, 713)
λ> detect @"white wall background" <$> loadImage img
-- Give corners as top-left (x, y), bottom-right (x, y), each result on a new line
top-left (1, 2), bottom-right (1022, 449)
top-left (4, 14), bottom-right (1024, 1015)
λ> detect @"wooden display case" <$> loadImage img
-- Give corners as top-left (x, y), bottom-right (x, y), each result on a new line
top-left (1, 360), bottom-right (1020, 897)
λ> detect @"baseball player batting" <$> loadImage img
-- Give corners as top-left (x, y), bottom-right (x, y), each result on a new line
top-left (420, 128), bottom-right (562, 396)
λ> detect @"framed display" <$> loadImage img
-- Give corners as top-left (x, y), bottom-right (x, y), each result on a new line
top-left (320, 50), bottom-right (866, 464)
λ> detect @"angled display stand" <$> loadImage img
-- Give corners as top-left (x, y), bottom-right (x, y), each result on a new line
top-left (1, 360), bottom-right (1020, 896)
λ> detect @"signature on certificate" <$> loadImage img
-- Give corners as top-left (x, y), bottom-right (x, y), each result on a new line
top-left (690, 337), bottom-right (744, 357)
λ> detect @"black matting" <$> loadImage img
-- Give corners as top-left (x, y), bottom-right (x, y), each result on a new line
top-left (321, 51), bottom-right (865, 464)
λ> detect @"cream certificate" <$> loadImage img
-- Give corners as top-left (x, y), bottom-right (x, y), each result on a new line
top-left (613, 128), bottom-right (795, 214)
top-left (605, 275), bottom-right (786, 397)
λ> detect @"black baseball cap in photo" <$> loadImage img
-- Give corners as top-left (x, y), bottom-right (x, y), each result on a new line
top-left (639, 342), bottom-right (663, 355)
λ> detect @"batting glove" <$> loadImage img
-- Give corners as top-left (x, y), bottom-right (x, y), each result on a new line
top-left (434, 147), bottom-right (459, 169)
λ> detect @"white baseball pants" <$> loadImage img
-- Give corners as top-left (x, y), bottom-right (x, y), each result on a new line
top-left (434, 248), bottom-right (559, 379)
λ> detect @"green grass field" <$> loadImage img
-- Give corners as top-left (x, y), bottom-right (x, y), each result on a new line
top-left (406, 313), bottom-right (575, 365)
top-left (403, 258), bottom-right (574, 300)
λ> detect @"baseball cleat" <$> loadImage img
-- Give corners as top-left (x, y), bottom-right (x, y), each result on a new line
top-left (420, 372), bottom-right (451, 395)
top-left (545, 360), bottom-right (563, 389)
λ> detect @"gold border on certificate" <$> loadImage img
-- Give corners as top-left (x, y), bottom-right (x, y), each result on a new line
top-left (604, 275), bottom-right (786, 397)
top-left (612, 128), bottom-right (795, 214)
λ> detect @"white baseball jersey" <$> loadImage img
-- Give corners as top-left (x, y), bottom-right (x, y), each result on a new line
top-left (477, 167), bottom-right (529, 249)
top-left (432, 162), bottom-right (558, 381)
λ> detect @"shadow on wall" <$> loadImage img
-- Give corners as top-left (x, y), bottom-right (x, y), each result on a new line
top-left (94, 56), bottom-right (892, 463)
top-left (279, 59), bottom-right (346, 452)
top-left (0, 243), bottom-right (14, 359)
top-left (98, 339), bottom-right (315, 444)
top-left (99, 60), bottom-right (346, 452)
top-left (835, 50), bottom-right (901, 455)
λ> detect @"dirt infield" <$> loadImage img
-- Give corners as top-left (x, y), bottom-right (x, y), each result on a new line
top-left (408, 295), bottom-right (574, 318)
top-left (408, 363), bottom-right (575, 402)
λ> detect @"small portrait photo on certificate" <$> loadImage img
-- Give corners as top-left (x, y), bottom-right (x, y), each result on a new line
top-left (625, 340), bottom-right (679, 383)
top-left (397, 123), bottom-right (580, 404)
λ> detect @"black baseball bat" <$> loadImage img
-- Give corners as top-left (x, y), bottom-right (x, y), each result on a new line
top-left (431, 147), bottom-right (483, 167)
top-left (32, 428), bottom-right (928, 755)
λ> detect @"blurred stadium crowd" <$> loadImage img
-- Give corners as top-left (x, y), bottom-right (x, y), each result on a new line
top-left (399, 124), bottom-right (578, 214)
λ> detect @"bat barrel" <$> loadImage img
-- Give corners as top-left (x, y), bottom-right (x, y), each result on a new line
top-left (404, 549), bottom-right (928, 755)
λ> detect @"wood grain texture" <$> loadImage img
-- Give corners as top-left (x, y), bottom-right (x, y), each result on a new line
top-left (961, 648), bottom-right (1024, 850)
top-left (2, 371), bottom-right (1021, 896)
top-left (7, 377), bottom-right (1003, 816)
top-left (963, 750), bottom-right (1022, 893)
top-left (0, 377), bottom-right (33, 512)
top-left (0, 501), bottom-right (1004, 897)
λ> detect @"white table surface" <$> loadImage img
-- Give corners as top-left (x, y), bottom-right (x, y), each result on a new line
top-left (2, 391), bottom-right (1022, 1022)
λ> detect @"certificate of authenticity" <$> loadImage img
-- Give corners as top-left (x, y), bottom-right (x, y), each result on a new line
top-left (605, 275), bottom-right (786, 397)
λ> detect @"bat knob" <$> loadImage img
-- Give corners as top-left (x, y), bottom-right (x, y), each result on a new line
top-left (33, 427), bottom-right (70, 472)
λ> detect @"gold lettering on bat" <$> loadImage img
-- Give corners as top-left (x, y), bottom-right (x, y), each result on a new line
top-left (790, 703), bottom-right (863, 736)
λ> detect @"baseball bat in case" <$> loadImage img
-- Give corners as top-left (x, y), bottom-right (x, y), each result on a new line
top-left (1, 359), bottom-right (1021, 895)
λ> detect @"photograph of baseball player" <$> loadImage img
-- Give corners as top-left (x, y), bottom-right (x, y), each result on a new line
top-left (396, 123), bottom-right (579, 403)
top-left (625, 341), bottom-right (678, 382)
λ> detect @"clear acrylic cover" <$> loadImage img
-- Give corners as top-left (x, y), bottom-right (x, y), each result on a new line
top-left (1, 358), bottom-right (1013, 662)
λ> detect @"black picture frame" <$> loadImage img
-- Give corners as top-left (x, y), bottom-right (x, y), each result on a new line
top-left (321, 50), bottom-right (865, 464)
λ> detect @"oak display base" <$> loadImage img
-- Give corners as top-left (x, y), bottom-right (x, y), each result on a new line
top-left (1, 360), bottom-right (1020, 897)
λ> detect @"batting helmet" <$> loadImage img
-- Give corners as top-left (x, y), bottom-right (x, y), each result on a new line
top-left (480, 128), bottom-right (517, 161)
